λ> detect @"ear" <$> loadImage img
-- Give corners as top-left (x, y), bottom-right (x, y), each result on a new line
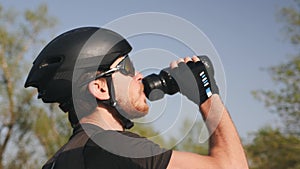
top-left (88, 78), bottom-right (110, 100)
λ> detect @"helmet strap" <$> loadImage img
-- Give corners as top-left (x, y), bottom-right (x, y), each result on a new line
top-left (59, 77), bottom-right (134, 129)
top-left (102, 76), bottom-right (134, 129)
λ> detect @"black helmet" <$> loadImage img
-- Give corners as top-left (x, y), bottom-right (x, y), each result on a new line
top-left (24, 27), bottom-right (132, 104)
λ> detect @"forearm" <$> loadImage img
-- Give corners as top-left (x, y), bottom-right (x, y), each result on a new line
top-left (200, 94), bottom-right (249, 168)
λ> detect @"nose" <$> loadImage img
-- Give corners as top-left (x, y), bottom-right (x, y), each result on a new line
top-left (134, 71), bottom-right (144, 81)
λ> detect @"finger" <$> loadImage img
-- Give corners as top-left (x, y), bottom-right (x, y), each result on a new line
top-left (184, 57), bottom-right (192, 63)
top-left (192, 55), bottom-right (200, 62)
top-left (170, 60), bottom-right (178, 68)
top-left (176, 58), bottom-right (184, 64)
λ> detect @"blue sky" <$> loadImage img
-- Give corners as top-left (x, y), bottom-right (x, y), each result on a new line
top-left (2, 0), bottom-right (297, 141)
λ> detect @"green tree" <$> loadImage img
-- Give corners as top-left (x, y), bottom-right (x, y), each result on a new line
top-left (0, 4), bottom-right (70, 169)
top-left (253, 56), bottom-right (300, 135)
top-left (252, 0), bottom-right (300, 136)
top-left (246, 1), bottom-right (300, 168)
top-left (246, 127), bottom-right (300, 169)
top-left (279, 0), bottom-right (300, 46)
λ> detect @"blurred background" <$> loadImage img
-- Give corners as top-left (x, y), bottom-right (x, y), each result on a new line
top-left (0, 0), bottom-right (299, 168)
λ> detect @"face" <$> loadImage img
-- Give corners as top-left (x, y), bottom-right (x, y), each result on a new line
top-left (111, 57), bottom-right (149, 119)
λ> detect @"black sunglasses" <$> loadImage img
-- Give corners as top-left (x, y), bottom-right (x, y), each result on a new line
top-left (95, 55), bottom-right (135, 78)
top-left (79, 55), bottom-right (135, 86)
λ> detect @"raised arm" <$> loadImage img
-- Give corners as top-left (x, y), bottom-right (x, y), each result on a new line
top-left (167, 56), bottom-right (249, 169)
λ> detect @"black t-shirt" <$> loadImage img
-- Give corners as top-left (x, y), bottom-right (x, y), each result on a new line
top-left (42, 124), bottom-right (172, 169)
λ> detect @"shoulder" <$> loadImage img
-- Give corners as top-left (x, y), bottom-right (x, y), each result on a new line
top-left (86, 130), bottom-right (167, 158)
top-left (84, 130), bottom-right (172, 169)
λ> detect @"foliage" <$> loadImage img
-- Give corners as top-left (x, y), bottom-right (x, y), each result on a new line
top-left (245, 127), bottom-right (300, 169)
top-left (252, 0), bottom-right (300, 136)
top-left (0, 3), bottom-right (70, 169)
top-left (278, 0), bottom-right (300, 46)
top-left (252, 55), bottom-right (300, 135)
top-left (247, 1), bottom-right (300, 168)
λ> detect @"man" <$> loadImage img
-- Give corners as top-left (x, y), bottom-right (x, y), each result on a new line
top-left (25, 27), bottom-right (249, 169)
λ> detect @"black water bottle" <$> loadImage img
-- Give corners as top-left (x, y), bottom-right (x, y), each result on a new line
top-left (142, 67), bottom-right (179, 101)
top-left (142, 55), bottom-right (214, 101)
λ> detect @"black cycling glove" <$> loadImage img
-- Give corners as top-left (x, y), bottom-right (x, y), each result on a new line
top-left (170, 56), bottom-right (219, 105)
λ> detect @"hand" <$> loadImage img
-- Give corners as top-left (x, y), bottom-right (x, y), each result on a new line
top-left (169, 55), bottom-right (219, 105)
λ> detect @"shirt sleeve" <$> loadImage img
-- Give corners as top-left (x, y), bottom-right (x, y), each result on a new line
top-left (131, 149), bottom-right (172, 169)
top-left (121, 131), bottom-right (172, 169)
top-left (84, 130), bottom-right (172, 169)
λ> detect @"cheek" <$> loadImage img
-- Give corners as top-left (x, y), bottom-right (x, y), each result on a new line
top-left (113, 74), bottom-right (149, 115)
top-left (112, 73), bottom-right (144, 105)
top-left (129, 79), bottom-right (144, 99)
top-left (127, 83), bottom-right (139, 104)
top-left (113, 73), bottom-right (132, 99)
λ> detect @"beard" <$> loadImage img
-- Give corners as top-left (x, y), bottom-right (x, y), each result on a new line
top-left (115, 92), bottom-right (149, 119)
top-left (112, 73), bottom-right (149, 119)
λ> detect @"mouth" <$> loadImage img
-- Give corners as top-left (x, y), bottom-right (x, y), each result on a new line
top-left (140, 82), bottom-right (145, 93)
top-left (140, 83), bottom-right (148, 102)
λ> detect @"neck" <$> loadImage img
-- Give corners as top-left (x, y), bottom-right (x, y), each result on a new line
top-left (79, 105), bottom-right (124, 131)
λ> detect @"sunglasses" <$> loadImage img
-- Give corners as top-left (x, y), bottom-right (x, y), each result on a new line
top-left (79, 55), bottom-right (135, 86)
top-left (95, 55), bottom-right (135, 78)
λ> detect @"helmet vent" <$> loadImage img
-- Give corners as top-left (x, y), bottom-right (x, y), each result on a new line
top-left (39, 55), bottom-right (63, 69)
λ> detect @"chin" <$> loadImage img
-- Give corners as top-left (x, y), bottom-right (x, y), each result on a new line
top-left (116, 101), bottom-right (148, 120)
top-left (128, 106), bottom-right (149, 119)
top-left (116, 95), bottom-right (149, 119)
